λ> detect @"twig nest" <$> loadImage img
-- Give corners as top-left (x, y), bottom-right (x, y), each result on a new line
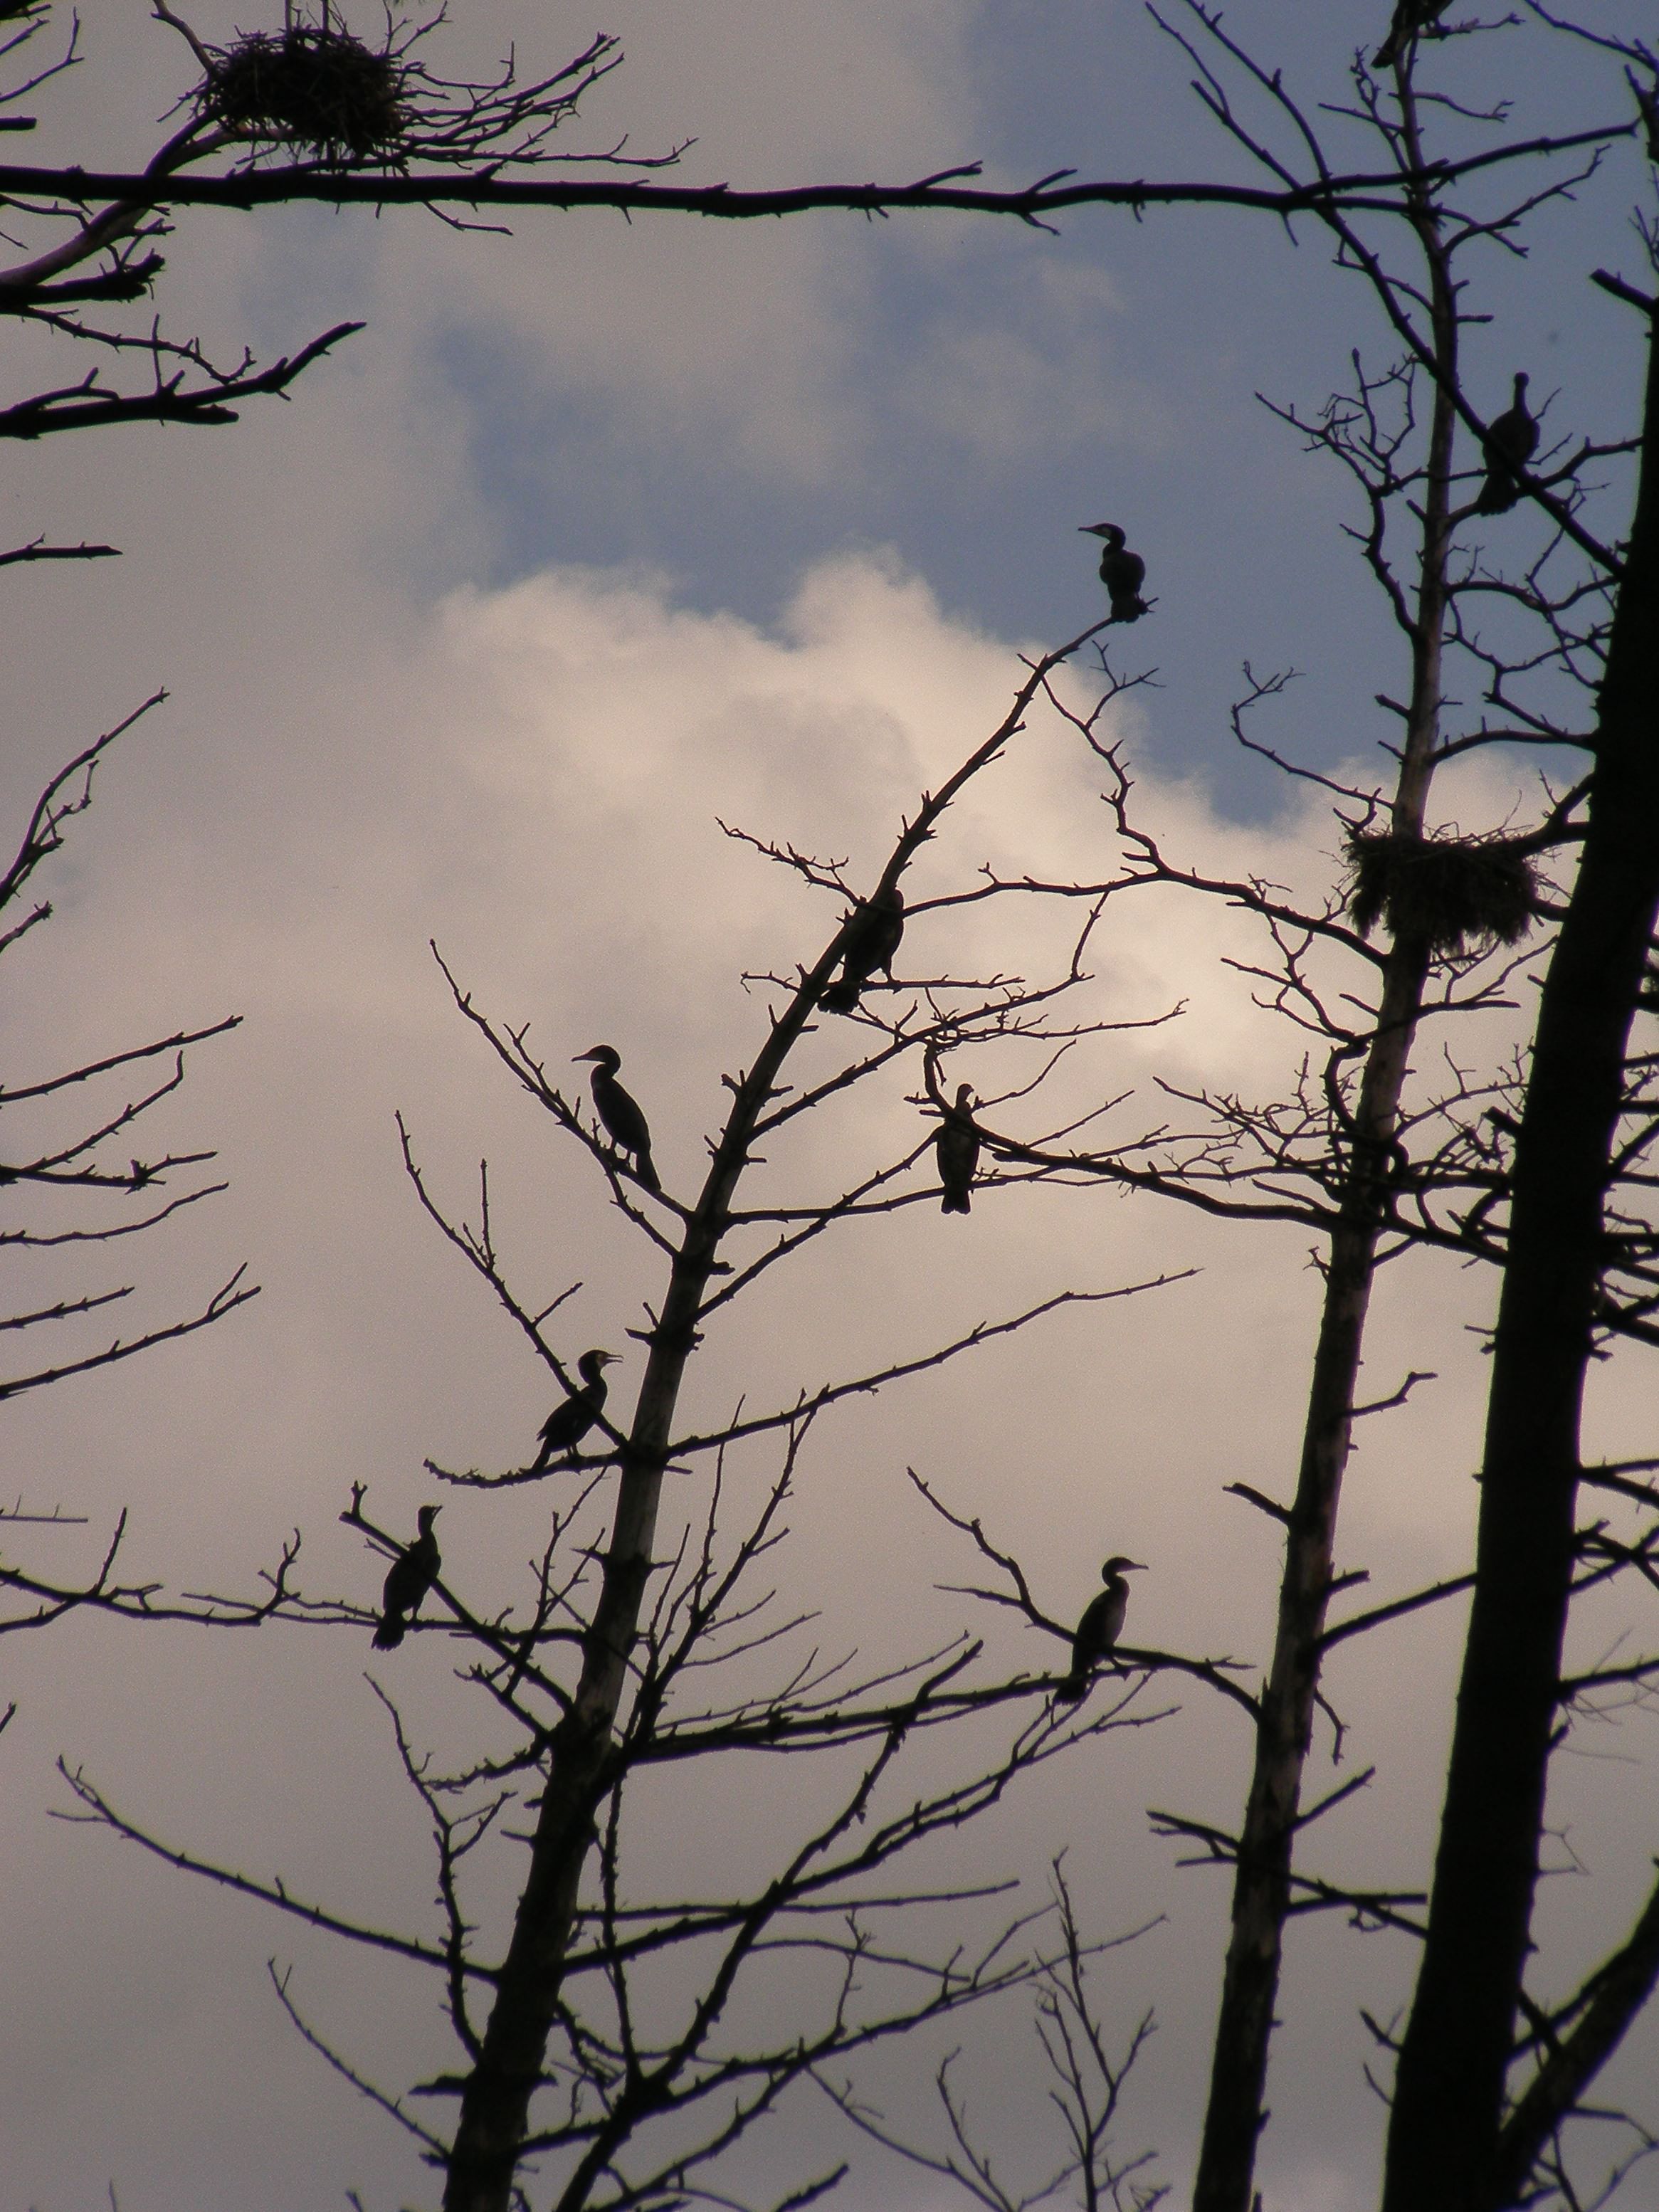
top-left (205, 24), bottom-right (404, 162)
top-left (1344, 827), bottom-right (1538, 954)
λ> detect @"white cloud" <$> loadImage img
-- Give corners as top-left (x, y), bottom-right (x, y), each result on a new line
top-left (2, 532), bottom-right (1560, 2206)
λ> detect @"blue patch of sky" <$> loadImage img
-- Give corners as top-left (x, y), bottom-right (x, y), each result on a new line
top-left (421, 4), bottom-right (1638, 816)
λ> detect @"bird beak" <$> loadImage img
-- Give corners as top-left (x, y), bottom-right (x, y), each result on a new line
top-left (596, 1351), bottom-right (619, 1368)
top-left (573, 1049), bottom-right (600, 1063)
top-left (1125, 1559), bottom-right (1147, 1571)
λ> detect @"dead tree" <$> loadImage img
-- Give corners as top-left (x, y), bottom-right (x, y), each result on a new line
top-left (1380, 18), bottom-right (1659, 2206)
top-left (870, 11), bottom-right (1648, 2206)
top-left (54, 624), bottom-right (1265, 2212)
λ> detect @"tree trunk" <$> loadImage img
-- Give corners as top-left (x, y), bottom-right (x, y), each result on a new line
top-left (438, 644), bottom-right (1063, 2212)
top-left (1192, 130), bottom-right (1456, 2212)
top-left (441, 986), bottom-right (826, 2212)
top-left (1381, 307), bottom-right (1659, 2212)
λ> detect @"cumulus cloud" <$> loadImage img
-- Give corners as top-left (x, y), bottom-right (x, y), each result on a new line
top-left (2, 532), bottom-right (1544, 2208)
top-left (5, 9), bottom-right (1648, 2208)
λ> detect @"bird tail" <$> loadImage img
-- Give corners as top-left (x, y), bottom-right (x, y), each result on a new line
top-left (1053, 1674), bottom-right (1086, 1704)
top-left (1373, 35), bottom-right (1399, 66)
top-left (822, 977), bottom-right (858, 1013)
top-left (1108, 594), bottom-right (1146, 623)
top-left (1475, 478), bottom-right (1518, 516)
top-left (942, 1190), bottom-right (971, 1215)
top-left (636, 1149), bottom-right (661, 1192)
top-left (372, 1614), bottom-right (406, 1650)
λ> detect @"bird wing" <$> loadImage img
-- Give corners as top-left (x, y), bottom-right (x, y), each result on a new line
top-left (596, 1075), bottom-right (653, 1158)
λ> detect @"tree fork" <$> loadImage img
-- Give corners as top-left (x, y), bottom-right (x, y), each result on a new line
top-left (1381, 298), bottom-right (1659, 2212)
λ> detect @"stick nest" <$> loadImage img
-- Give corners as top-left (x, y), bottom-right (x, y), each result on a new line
top-left (1345, 827), bottom-right (1538, 954)
top-left (205, 26), bottom-right (405, 162)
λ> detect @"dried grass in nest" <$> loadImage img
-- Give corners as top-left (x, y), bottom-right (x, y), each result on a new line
top-left (206, 26), bottom-right (404, 162)
top-left (1345, 827), bottom-right (1538, 954)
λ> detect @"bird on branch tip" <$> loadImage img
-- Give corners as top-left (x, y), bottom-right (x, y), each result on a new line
top-left (822, 882), bottom-right (905, 1013)
top-left (372, 1505), bottom-right (441, 1649)
top-left (1079, 522), bottom-right (1148, 623)
top-left (532, 1347), bottom-right (619, 1469)
top-left (1474, 373), bottom-right (1539, 515)
top-left (1055, 1555), bottom-right (1145, 1701)
top-left (934, 1082), bottom-right (980, 1215)
top-left (574, 1045), bottom-right (660, 1189)
top-left (1374, 0), bottom-right (1450, 69)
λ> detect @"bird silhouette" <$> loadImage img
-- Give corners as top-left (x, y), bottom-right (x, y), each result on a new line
top-left (1079, 522), bottom-right (1148, 622)
top-left (1055, 1556), bottom-right (1146, 1700)
top-left (1474, 373), bottom-right (1539, 515)
top-left (532, 1348), bottom-right (618, 1469)
top-left (373, 1505), bottom-right (441, 1649)
top-left (823, 883), bottom-right (905, 1013)
top-left (1374, 0), bottom-right (1450, 69)
top-left (574, 1046), bottom-right (660, 1189)
top-left (934, 1083), bottom-right (980, 1215)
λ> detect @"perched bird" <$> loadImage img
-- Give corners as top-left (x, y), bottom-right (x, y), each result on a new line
top-left (1374, 0), bottom-right (1451, 70)
top-left (574, 1046), bottom-right (660, 1189)
top-left (1079, 522), bottom-right (1148, 623)
top-left (532, 1347), bottom-right (619, 1470)
top-left (1055, 1555), bottom-right (1147, 1701)
top-left (1474, 373), bottom-right (1539, 515)
top-left (373, 1505), bottom-right (442, 1650)
top-left (823, 883), bottom-right (905, 1013)
top-left (934, 1083), bottom-right (980, 1216)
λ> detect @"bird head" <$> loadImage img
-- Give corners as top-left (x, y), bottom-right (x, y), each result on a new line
top-left (1102, 1555), bottom-right (1146, 1579)
top-left (953, 1083), bottom-right (975, 1112)
top-left (575, 1046), bottom-right (622, 1073)
top-left (417, 1505), bottom-right (442, 1533)
top-left (579, 1348), bottom-right (620, 1381)
top-left (1080, 522), bottom-right (1126, 547)
top-left (1513, 372), bottom-right (1530, 399)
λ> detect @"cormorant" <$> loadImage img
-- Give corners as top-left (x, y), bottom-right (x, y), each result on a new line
top-left (1374, 0), bottom-right (1450, 69)
top-left (823, 883), bottom-right (905, 1013)
top-left (1475, 374), bottom-right (1538, 515)
top-left (1055, 1555), bottom-right (1146, 1701)
top-left (531, 1347), bottom-right (618, 1469)
top-left (1079, 522), bottom-right (1148, 623)
top-left (934, 1083), bottom-right (980, 1215)
top-left (373, 1505), bottom-right (441, 1649)
top-left (574, 1046), bottom-right (660, 1189)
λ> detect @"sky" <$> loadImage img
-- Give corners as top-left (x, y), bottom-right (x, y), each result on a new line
top-left (2, 4), bottom-right (1657, 2210)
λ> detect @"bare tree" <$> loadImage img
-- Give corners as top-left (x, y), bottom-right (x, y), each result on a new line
top-left (804, 11), bottom-right (1651, 2207)
top-left (56, 624), bottom-right (1270, 2212)
top-left (1379, 14), bottom-right (1659, 2203)
top-left (14, 6), bottom-right (1659, 2207)
top-left (0, 0), bottom-right (673, 1631)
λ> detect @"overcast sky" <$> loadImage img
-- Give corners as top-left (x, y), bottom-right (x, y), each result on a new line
top-left (3, 5), bottom-right (1656, 2211)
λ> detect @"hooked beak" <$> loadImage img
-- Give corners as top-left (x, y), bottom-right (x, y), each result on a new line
top-left (574, 1048), bottom-right (603, 1063)
top-left (595, 1351), bottom-right (620, 1369)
